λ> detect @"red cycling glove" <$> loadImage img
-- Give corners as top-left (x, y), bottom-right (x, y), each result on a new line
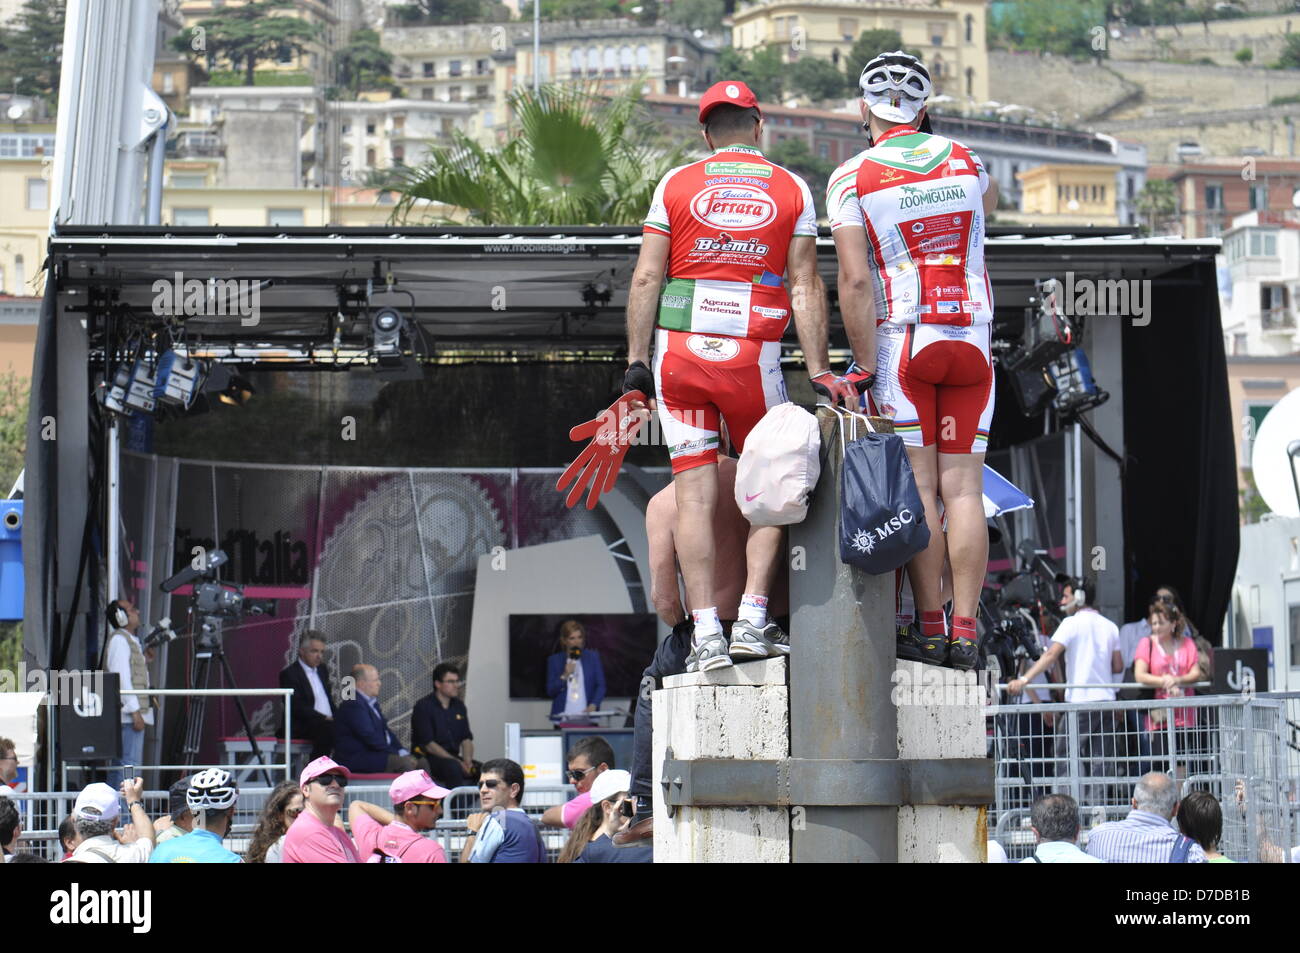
top-left (556, 391), bottom-right (649, 509)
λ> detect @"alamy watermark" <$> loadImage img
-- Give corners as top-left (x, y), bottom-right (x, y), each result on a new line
top-left (1046, 272), bottom-right (1151, 327)
top-left (151, 271), bottom-right (262, 327)
top-left (0, 665), bottom-right (105, 707)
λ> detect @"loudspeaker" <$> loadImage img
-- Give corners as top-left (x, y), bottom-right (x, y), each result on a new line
top-left (59, 673), bottom-right (121, 761)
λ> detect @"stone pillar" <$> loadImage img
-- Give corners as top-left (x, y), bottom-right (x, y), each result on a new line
top-left (893, 660), bottom-right (988, 862)
top-left (652, 658), bottom-right (789, 863)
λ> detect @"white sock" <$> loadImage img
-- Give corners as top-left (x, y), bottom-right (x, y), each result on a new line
top-left (691, 607), bottom-right (722, 646)
top-left (738, 593), bottom-right (768, 627)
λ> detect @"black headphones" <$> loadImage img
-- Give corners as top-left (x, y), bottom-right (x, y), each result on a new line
top-left (106, 600), bottom-right (129, 629)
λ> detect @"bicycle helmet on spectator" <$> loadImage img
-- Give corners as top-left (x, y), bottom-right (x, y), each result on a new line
top-left (859, 51), bottom-right (931, 125)
top-left (187, 767), bottom-right (238, 812)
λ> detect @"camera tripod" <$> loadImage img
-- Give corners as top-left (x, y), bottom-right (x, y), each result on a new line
top-left (178, 615), bottom-right (276, 787)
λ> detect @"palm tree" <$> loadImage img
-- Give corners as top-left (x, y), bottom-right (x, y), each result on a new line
top-left (389, 84), bottom-right (695, 226)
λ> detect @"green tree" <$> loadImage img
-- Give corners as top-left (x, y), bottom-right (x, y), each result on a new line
top-left (1234, 47), bottom-right (1253, 65)
top-left (844, 29), bottom-right (922, 84)
top-left (789, 56), bottom-right (849, 103)
top-left (0, 371), bottom-right (27, 498)
top-left (716, 45), bottom-right (785, 102)
top-left (992, 0), bottom-right (1108, 58)
top-left (0, 0), bottom-right (66, 110)
top-left (335, 28), bottom-right (393, 96)
top-left (664, 0), bottom-right (726, 32)
top-left (391, 0), bottom-right (510, 23)
top-left (1280, 34), bottom-right (1300, 69)
top-left (541, 0), bottom-right (622, 21)
top-left (767, 137), bottom-right (835, 216)
top-left (173, 0), bottom-right (319, 87)
top-left (1135, 178), bottom-right (1176, 233)
top-left (390, 84), bottom-right (694, 225)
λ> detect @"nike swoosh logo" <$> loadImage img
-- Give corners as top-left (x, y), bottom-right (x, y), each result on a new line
top-left (745, 492), bottom-right (762, 502)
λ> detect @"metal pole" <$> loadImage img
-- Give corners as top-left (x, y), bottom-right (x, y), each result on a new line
top-left (145, 126), bottom-right (166, 225)
top-left (533, 0), bottom-right (541, 91)
top-left (106, 418), bottom-right (120, 604)
top-left (789, 410), bottom-right (896, 862)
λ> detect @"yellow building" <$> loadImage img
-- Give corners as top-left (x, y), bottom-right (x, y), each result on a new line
top-left (0, 123), bottom-right (54, 300)
top-left (729, 0), bottom-right (989, 104)
top-left (1014, 164), bottom-right (1121, 226)
top-left (160, 178), bottom-right (452, 227)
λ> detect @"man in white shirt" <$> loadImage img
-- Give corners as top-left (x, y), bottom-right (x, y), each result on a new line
top-left (279, 631), bottom-right (336, 760)
top-left (66, 779), bottom-right (156, 863)
top-left (1006, 577), bottom-right (1122, 806)
top-left (104, 600), bottom-right (153, 787)
top-left (1020, 793), bottom-right (1102, 863)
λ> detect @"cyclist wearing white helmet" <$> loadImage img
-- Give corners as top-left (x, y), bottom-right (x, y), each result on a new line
top-left (828, 50), bottom-right (1000, 672)
top-left (149, 767), bottom-right (242, 863)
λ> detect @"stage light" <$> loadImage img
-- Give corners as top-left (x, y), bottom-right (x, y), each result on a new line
top-left (371, 306), bottom-right (405, 360)
top-left (154, 350), bottom-right (207, 409)
top-left (101, 357), bottom-right (158, 416)
top-left (203, 364), bottom-right (255, 407)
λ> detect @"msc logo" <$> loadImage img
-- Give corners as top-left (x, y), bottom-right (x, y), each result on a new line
top-left (850, 508), bottom-right (916, 554)
top-left (689, 185), bottom-right (777, 230)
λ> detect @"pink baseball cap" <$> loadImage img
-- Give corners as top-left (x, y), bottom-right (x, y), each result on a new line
top-left (299, 755), bottom-right (352, 788)
top-left (389, 770), bottom-right (450, 805)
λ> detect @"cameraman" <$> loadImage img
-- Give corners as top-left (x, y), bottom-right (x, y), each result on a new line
top-left (104, 600), bottom-right (154, 787)
top-left (546, 620), bottom-right (606, 724)
top-left (1008, 577), bottom-right (1121, 804)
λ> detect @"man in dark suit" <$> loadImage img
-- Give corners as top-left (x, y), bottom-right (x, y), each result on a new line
top-left (278, 631), bottom-right (336, 760)
top-left (334, 664), bottom-right (420, 775)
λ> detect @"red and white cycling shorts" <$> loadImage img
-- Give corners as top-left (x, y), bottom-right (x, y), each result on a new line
top-left (870, 322), bottom-right (994, 454)
top-left (653, 328), bottom-right (787, 473)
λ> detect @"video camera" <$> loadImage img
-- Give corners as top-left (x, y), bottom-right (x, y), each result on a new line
top-left (979, 538), bottom-right (1074, 680)
top-left (160, 549), bottom-right (276, 650)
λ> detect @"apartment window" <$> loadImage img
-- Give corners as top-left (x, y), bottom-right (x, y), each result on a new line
top-left (929, 22), bottom-right (947, 46)
top-left (965, 13), bottom-right (975, 43)
top-left (169, 173), bottom-right (206, 188)
top-left (1249, 230), bottom-right (1278, 256)
top-left (571, 49), bottom-right (583, 77)
top-left (423, 62), bottom-right (434, 77)
top-left (1100, 185), bottom-right (1106, 202)
top-left (393, 115), bottom-right (405, 133)
top-left (172, 207), bottom-right (209, 226)
top-left (1243, 401), bottom-right (1276, 462)
top-left (13, 255), bottom-right (23, 291)
top-left (1204, 183), bottom-right (1223, 210)
top-left (392, 145), bottom-right (405, 165)
top-left (422, 87), bottom-right (433, 100)
top-left (366, 122), bottom-right (376, 135)
top-left (26, 177), bottom-right (48, 210)
top-left (277, 43), bottom-right (293, 65)
top-left (440, 118), bottom-right (454, 136)
top-left (1127, 174), bottom-right (1136, 198)
top-left (163, 71), bottom-right (175, 94)
top-left (267, 208), bottom-right (304, 227)
top-left (636, 45), bottom-right (650, 69)
top-left (1233, 333), bottom-right (1247, 355)
top-left (341, 122), bottom-right (351, 134)
top-left (366, 147), bottom-right (376, 166)
top-left (476, 59), bottom-right (490, 75)
top-left (475, 84), bottom-right (489, 99)
top-left (449, 60), bottom-right (462, 77)
top-left (1091, 184), bottom-right (1098, 203)
top-left (818, 142), bottom-right (829, 159)
top-left (1057, 184), bottom-right (1065, 202)
top-left (620, 46), bottom-right (633, 76)
top-left (603, 47), bottom-right (617, 76)
top-left (448, 86), bottom-right (461, 102)
top-left (838, 18), bottom-right (857, 41)
top-left (1249, 184), bottom-right (1268, 210)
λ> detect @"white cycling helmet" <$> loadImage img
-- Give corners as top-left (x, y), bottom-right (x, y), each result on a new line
top-left (859, 51), bottom-right (932, 124)
top-left (187, 767), bottom-right (238, 812)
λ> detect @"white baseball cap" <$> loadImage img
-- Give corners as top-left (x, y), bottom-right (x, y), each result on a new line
top-left (73, 782), bottom-right (121, 822)
top-left (589, 769), bottom-right (632, 805)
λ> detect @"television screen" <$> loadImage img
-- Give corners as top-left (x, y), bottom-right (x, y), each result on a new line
top-left (508, 613), bottom-right (658, 701)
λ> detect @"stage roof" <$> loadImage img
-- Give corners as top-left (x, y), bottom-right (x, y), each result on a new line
top-left (48, 225), bottom-right (1221, 363)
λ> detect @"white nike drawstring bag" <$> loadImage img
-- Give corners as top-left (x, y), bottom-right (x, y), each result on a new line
top-left (734, 402), bottom-right (821, 525)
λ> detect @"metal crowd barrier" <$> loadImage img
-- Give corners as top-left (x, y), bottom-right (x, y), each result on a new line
top-left (987, 691), bottom-right (1299, 863)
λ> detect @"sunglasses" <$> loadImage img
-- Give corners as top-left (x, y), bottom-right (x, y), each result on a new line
top-left (313, 774), bottom-right (348, 788)
top-left (567, 766), bottom-right (596, 782)
top-left (480, 779), bottom-right (504, 789)
top-left (407, 799), bottom-right (442, 808)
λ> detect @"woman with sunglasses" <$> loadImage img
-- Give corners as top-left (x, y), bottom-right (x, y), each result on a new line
top-left (557, 770), bottom-right (651, 863)
top-left (283, 756), bottom-right (361, 863)
top-left (246, 780), bottom-right (304, 863)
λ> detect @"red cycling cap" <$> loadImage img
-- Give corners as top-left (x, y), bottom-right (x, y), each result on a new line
top-left (698, 81), bottom-right (761, 123)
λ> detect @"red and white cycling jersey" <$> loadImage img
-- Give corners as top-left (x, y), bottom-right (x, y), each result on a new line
top-left (643, 145), bottom-right (817, 342)
top-left (827, 126), bottom-right (993, 327)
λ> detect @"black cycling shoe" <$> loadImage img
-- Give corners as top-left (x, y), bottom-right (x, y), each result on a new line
top-left (896, 622), bottom-right (947, 666)
top-left (947, 631), bottom-right (978, 671)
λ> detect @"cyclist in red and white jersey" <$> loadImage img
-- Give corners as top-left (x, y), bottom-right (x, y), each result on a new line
top-left (624, 80), bottom-right (853, 673)
top-left (828, 51), bottom-right (1000, 671)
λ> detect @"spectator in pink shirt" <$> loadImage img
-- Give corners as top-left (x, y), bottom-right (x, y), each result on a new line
top-left (283, 756), bottom-right (361, 863)
top-left (349, 770), bottom-right (450, 863)
top-left (540, 736), bottom-right (614, 830)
